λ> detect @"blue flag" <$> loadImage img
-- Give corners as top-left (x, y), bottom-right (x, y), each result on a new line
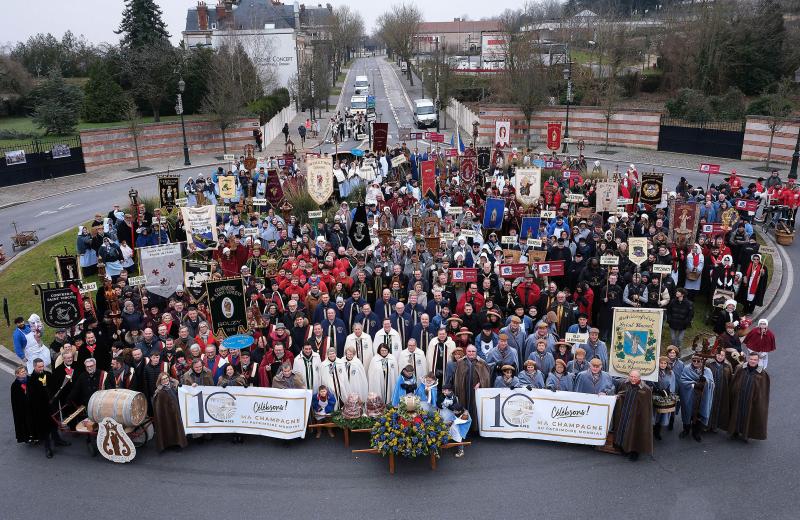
top-left (483, 197), bottom-right (505, 230)
top-left (520, 217), bottom-right (541, 240)
top-left (458, 127), bottom-right (466, 153)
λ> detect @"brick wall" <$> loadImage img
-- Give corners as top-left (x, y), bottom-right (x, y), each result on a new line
top-left (741, 116), bottom-right (800, 164)
top-left (80, 118), bottom-right (261, 171)
top-left (477, 104), bottom-right (662, 150)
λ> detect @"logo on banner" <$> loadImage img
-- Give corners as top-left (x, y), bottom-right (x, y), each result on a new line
top-left (158, 175), bottom-right (181, 211)
top-left (219, 176), bottom-right (237, 199)
top-left (477, 147), bottom-right (491, 170)
top-left (639, 173), bottom-right (664, 205)
top-left (96, 417), bottom-right (136, 463)
top-left (39, 286), bottom-right (81, 328)
top-left (499, 264), bottom-right (527, 278)
top-left (306, 157), bottom-right (334, 205)
top-left (451, 268), bottom-right (478, 283)
top-left (735, 199), bottom-right (758, 212)
top-left (546, 122), bottom-right (562, 151)
top-left (700, 163), bottom-right (720, 174)
top-left (206, 278), bottom-right (247, 338)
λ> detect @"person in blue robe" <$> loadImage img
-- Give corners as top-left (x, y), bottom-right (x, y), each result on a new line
top-left (649, 356), bottom-right (676, 441)
top-left (415, 373), bottom-right (438, 412)
top-left (575, 328), bottom-right (609, 370)
top-left (574, 359), bottom-right (615, 395)
top-left (448, 403), bottom-right (472, 457)
top-left (392, 365), bottom-right (418, 407)
top-left (517, 359), bottom-right (545, 389)
top-left (493, 365), bottom-right (520, 389)
top-left (546, 360), bottom-right (574, 391)
top-left (678, 353), bottom-right (715, 442)
top-left (666, 345), bottom-right (684, 430)
top-left (527, 342), bottom-right (555, 378)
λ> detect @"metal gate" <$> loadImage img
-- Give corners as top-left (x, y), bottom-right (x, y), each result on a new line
top-left (0, 135), bottom-right (85, 187)
top-left (658, 116), bottom-right (745, 160)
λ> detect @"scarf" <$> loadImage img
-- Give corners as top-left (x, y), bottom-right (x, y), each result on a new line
top-left (746, 262), bottom-right (762, 299)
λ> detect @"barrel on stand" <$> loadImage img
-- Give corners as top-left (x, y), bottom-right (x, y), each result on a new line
top-left (87, 389), bottom-right (147, 427)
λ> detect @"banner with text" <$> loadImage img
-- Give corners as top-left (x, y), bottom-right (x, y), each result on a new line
top-left (475, 388), bottom-right (616, 445)
top-left (178, 386), bottom-right (312, 439)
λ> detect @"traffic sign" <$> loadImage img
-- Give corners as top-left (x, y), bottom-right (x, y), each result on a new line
top-left (366, 113), bottom-right (376, 122)
top-left (367, 96), bottom-right (375, 108)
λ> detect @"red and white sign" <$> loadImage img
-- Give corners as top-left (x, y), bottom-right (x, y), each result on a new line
top-left (533, 260), bottom-right (565, 277)
top-left (445, 148), bottom-right (459, 157)
top-left (544, 160), bottom-right (563, 169)
top-left (700, 163), bottom-right (721, 174)
top-left (424, 132), bottom-right (445, 143)
top-left (499, 264), bottom-right (528, 278)
top-left (450, 268), bottom-right (478, 283)
top-left (735, 199), bottom-right (759, 212)
top-left (421, 160), bottom-right (436, 197)
top-left (546, 122), bottom-right (562, 151)
top-left (701, 223), bottom-right (725, 236)
top-left (409, 132), bottom-right (424, 140)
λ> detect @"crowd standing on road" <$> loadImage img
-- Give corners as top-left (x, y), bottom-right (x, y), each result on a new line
top-left (10, 141), bottom-right (781, 462)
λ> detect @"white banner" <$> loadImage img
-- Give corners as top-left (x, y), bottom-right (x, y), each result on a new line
top-left (181, 205), bottom-right (219, 251)
top-left (179, 386), bottom-right (312, 439)
top-left (139, 243), bottom-right (183, 298)
top-left (475, 388), bottom-right (616, 445)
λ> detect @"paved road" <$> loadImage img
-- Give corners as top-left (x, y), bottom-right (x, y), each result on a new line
top-left (0, 55), bottom-right (797, 519)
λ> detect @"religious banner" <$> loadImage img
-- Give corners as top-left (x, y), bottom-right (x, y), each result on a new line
top-left (520, 217), bottom-right (541, 240)
top-left (639, 173), bottom-right (663, 205)
top-left (475, 388), bottom-right (616, 445)
top-left (306, 157), bottom-right (334, 205)
top-left (178, 386), bottom-right (312, 439)
top-left (494, 120), bottom-right (511, 148)
top-left (450, 268), bottom-right (478, 283)
top-left (627, 237), bottom-right (648, 266)
top-left (546, 122), bottom-right (562, 151)
top-left (595, 181), bottom-right (617, 213)
top-left (668, 200), bottom-right (700, 248)
top-left (514, 167), bottom-right (542, 206)
top-left (265, 169), bottom-right (284, 206)
top-left (735, 199), bottom-right (759, 212)
top-left (610, 308), bottom-right (663, 382)
top-left (477, 147), bottom-right (491, 171)
top-left (39, 285), bottom-right (81, 328)
top-left (206, 278), bottom-right (247, 338)
top-left (348, 205), bottom-right (371, 251)
top-left (181, 206), bottom-right (219, 251)
top-left (499, 263), bottom-right (527, 279)
top-left (420, 160), bottom-right (436, 198)
top-left (372, 122), bottom-right (389, 152)
top-left (483, 197), bottom-right (505, 230)
top-left (158, 175), bottom-right (181, 211)
top-left (96, 417), bottom-right (136, 463)
top-left (184, 260), bottom-right (212, 301)
top-left (55, 255), bottom-right (82, 283)
top-left (139, 243), bottom-right (183, 299)
top-left (533, 260), bottom-right (565, 277)
top-left (219, 176), bottom-right (237, 199)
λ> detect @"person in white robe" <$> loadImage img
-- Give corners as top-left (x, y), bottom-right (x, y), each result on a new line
top-left (368, 343), bottom-right (399, 406)
top-left (373, 320), bottom-right (403, 361)
top-left (344, 324), bottom-right (374, 374)
top-left (397, 339), bottom-right (429, 382)
top-left (320, 347), bottom-right (346, 409)
top-left (426, 328), bottom-right (457, 383)
top-left (293, 344), bottom-right (322, 392)
top-left (339, 346), bottom-right (369, 402)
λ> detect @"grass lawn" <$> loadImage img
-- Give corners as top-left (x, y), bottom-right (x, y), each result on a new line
top-left (0, 225), bottom-right (96, 353)
top-left (331, 87), bottom-right (342, 96)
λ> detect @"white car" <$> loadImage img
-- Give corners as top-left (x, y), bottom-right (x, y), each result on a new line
top-left (413, 99), bottom-right (437, 129)
top-left (350, 95), bottom-right (368, 115)
top-left (354, 75), bottom-right (370, 95)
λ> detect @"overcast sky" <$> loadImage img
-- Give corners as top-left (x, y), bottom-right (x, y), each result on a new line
top-left (0, 0), bottom-right (523, 48)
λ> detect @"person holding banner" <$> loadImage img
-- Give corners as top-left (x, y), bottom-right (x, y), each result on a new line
top-left (574, 359), bottom-right (614, 395)
top-left (612, 370), bottom-right (653, 461)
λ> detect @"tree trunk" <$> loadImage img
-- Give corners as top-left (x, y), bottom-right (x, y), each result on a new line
top-left (525, 115), bottom-right (532, 150)
top-left (221, 126), bottom-right (228, 154)
top-left (605, 116), bottom-right (611, 152)
top-left (766, 124), bottom-right (776, 169)
top-left (132, 132), bottom-right (141, 169)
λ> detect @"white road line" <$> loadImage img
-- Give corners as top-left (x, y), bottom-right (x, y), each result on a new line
top-left (762, 243), bottom-right (793, 324)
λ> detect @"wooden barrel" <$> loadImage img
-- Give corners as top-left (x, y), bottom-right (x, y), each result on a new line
top-left (775, 229), bottom-right (794, 246)
top-left (87, 389), bottom-right (147, 427)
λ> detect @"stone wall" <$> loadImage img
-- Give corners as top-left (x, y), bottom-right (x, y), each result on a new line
top-left (741, 117), bottom-right (800, 164)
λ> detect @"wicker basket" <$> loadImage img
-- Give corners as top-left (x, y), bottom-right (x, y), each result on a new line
top-left (653, 395), bottom-right (679, 414)
top-left (776, 229), bottom-right (794, 246)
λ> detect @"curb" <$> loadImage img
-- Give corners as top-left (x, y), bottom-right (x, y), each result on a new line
top-left (0, 343), bottom-right (20, 371)
top-left (583, 152), bottom-right (767, 181)
top-left (0, 160), bottom-right (224, 211)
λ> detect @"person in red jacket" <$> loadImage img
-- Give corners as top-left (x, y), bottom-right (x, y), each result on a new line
top-left (572, 282), bottom-right (594, 322)
top-left (456, 282), bottom-right (485, 315)
top-left (516, 277), bottom-right (541, 308)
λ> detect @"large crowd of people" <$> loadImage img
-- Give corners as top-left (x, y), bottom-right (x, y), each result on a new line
top-left (10, 142), bottom-right (780, 461)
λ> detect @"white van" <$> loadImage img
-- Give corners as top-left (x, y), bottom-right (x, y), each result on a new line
top-left (350, 95), bottom-right (368, 115)
top-left (354, 75), bottom-right (370, 95)
top-left (413, 98), bottom-right (437, 129)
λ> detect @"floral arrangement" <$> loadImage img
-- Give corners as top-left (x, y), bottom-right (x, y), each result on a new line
top-left (331, 412), bottom-right (376, 431)
top-left (370, 397), bottom-right (449, 458)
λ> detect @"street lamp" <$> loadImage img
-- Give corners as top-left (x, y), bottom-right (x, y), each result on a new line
top-left (472, 120), bottom-right (479, 147)
top-left (562, 58), bottom-right (572, 154)
top-left (790, 125), bottom-right (799, 179)
top-left (177, 78), bottom-right (191, 166)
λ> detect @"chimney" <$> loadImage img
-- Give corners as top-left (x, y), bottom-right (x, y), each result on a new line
top-left (216, 1), bottom-right (225, 22)
top-left (197, 1), bottom-right (209, 31)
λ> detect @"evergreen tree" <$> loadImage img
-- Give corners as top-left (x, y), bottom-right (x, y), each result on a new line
top-left (82, 62), bottom-right (127, 123)
top-left (726, 0), bottom-right (786, 95)
top-left (116, 0), bottom-right (170, 48)
top-left (30, 67), bottom-right (83, 135)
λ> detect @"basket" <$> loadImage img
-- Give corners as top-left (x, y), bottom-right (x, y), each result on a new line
top-left (653, 394), bottom-right (679, 414)
top-left (775, 229), bottom-right (794, 246)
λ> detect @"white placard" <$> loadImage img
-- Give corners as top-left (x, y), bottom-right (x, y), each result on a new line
top-left (252, 198), bottom-right (267, 206)
top-left (759, 246), bottom-right (776, 256)
top-left (475, 388), bottom-right (616, 445)
top-left (501, 235), bottom-right (517, 245)
top-left (600, 255), bottom-right (619, 266)
top-left (223, 154), bottom-right (235, 161)
top-left (393, 228), bottom-right (410, 238)
top-left (441, 232), bottom-right (455, 241)
top-left (566, 193), bottom-right (585, 203)
top-left (308, 210), bottom-right (323, 219)
top-left (174, 198), bottom-right (188, 207)
top-left (617, 197), bottom-right (634, 205)
top-left (243, 228), bottom-right (259, 236)
top-left (79, 282), bottom-right (98, 294)
top-left (128, 275), bottom-right (147, 286)
top-left (652, 264), bottom-right (672, 274)
top-left (565, 332), bottom-right (589, 344)
top-left (447, 206), bottom-right (463, 215)
top-left (526, 238), bottom-right (542, 247)
top-left (461, 229), bottom-right (477, 238)
top-left (541, 210), bottom-right (556, 219)
top-left (216, 206), bottom-right (229, 215)
top-left (357, 133), bottom-right (368, 140)
top-left (178, 386), bottom-right (312, 439)
top-left (391, 155), bottom-right (407, 167)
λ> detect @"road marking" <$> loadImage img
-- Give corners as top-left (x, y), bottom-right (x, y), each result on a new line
top-left (58, 203), bottom-right (79, 210)
top-left (35, 210), bottom-right (57, 217)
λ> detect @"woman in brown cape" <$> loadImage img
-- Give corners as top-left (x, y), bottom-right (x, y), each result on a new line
top-left (152, 372), bottom-right (188, 452)
top-left (728, 352), bottom-right (770, 441)
top-left (453, 345), bottom-right (491, 432)
top-left (613, 370), bottom-right (653, 461)
top-left (705, 350), bottom-right (733, 432)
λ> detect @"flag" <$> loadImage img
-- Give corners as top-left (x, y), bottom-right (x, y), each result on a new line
top-left (348, 205), bottom-right (371, 251)
top-left (483, 197), bottom-right (505, 230)
top-left (499, 264), bottom-right (528, 278)
top-left (421, 160), bottom-right (436, 198)
top-left (458, 127), bottom-right (466, 153)
top-left (450, 268), bottom-right (478, 283)
top-left (735, 199), bottom-right (758, 212)
top-left (520, 217), bottom-right (541, 240)
top-left (139, 243), bottom-right (184, 298)
top-left (533, 260), bottom-right (565, 277)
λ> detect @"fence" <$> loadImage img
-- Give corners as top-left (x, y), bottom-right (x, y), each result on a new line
top-left (658, 115), bottom-right (745, 159)
top-left (0, 135), bottom-right (85, 187)
top-left (446, 99), bottom-right (480, 138)
top-left (263, 106), bottom-right (298, 149)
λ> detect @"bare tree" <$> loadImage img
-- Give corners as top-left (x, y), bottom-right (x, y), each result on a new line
top-left (122, 96), bottom-right (143, 170)
top-left (329, 6), bottom-right (365, 82)
top-left (377, 4), bottom-right (422, 85)
top-left (759, 79), bottom-right (794, 169)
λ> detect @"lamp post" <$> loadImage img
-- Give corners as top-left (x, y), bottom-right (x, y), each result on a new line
top-left (790, 124), bottom-right (799, 179)
top-left (561, 56), bottom-right (573, 154)
top-left (177, 78), bottom-right (191, 166)
top-left (472, 120), bottom-right (479, 147)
